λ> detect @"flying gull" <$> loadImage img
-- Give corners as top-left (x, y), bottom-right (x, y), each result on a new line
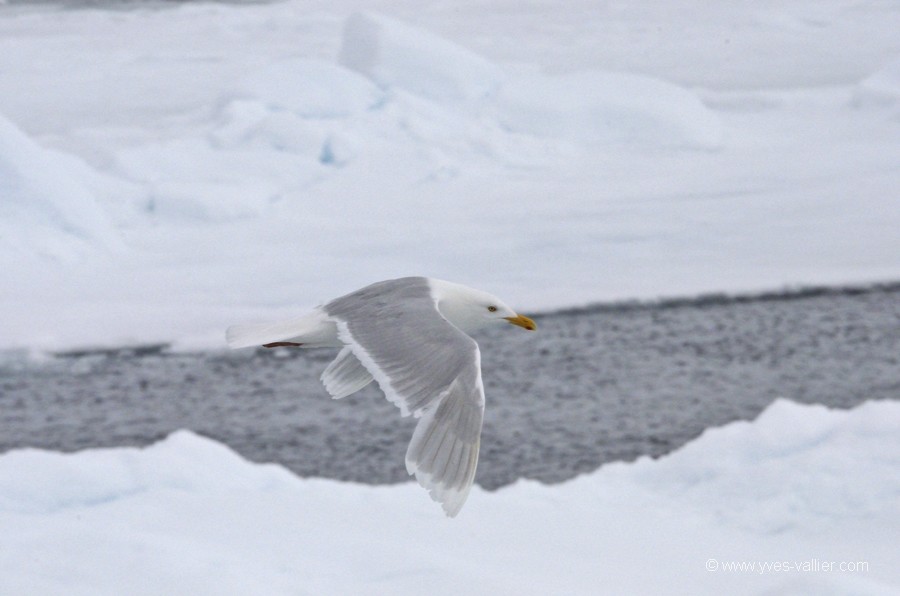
top-left (226, 276), bottom-right (536, 516)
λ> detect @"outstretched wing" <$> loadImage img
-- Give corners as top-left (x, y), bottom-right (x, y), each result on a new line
top-left (324, 277), bottom-right (485, 516)
top-left (321, 346), bottom-right (375, 399)
top-left (402, 351), bottom-right (484, 517)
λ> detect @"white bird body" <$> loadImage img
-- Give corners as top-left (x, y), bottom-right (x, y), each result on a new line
top-left (226, 276), bottom-right (535, 516)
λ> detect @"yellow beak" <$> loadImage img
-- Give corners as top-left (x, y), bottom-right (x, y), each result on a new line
top-left (504, 314), bottom-right (537, 331)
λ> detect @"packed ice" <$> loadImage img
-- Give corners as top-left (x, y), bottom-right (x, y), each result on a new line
top-left (1, 1), bottom-right (898, 594)
top-left (1, 399), bottom-right (897, 595)
top-left (1, 1), bottom-right (898, 352)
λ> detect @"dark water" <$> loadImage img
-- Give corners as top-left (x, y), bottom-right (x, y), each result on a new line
top-left (1, 284), bottom-right (899, 490)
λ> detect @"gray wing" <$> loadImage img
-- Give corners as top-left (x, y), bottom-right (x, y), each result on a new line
top-left (321, 346), bottom-right (374, 399)
top-left (325, 278), bottom-right (485, 516)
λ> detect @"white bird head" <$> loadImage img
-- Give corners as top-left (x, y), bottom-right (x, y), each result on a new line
top-left (428, 278), bottom-right (536, 335)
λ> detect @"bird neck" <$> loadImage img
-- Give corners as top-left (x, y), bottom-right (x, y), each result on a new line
top-left (428, 279), bottom-right (486, 334)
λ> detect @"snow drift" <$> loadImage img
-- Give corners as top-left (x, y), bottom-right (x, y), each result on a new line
top-left (494, 70), bottom-right (723, 147)
top-left (339, 11), bottom-right (503, 105)
top-left (339, 11), bottom-right (721, 147)
top-left (1, 399), bottom-right (897, 595)
top-left (854, 54), bottom-right (900, 108)
top-left (0, 112), bottom-right (121, 263)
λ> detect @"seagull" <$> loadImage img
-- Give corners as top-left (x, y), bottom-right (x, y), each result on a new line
top-left (226, 276), bottom-right (536, 516)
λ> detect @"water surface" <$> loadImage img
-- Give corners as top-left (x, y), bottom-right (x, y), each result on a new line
top-left (2, 284), bottom-right (898, 490)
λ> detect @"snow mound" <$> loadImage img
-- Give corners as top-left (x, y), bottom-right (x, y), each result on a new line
top-left (115, 133), bottom-right (324, 221)
top-left (854, 55), bottom-right (900, 108)
top-left (338, 12), bottom-right (720, 147)
top-left (1, 399), bottom-right (897, 595)
top-left (123, 61), bottom-right (380, 222)
top-left (495, 71), bottom-right (723, 147)
top-left (210, 59), bottom-right (380, 159)
top-left (0, 113), bottom-right (121, 263)
top-left (0, 430), bottom-right (294, 515)
top-left (339, 11), bottom-right (503, 104)
top-left (228, 58), bottom-right (383, 119)
top-left (613, 398), bottom-right (900, 531)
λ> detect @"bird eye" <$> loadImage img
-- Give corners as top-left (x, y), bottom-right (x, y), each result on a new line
top-left (487, 305), bottom-right (497, 312)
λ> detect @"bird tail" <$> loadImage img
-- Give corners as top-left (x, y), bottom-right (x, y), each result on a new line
top-left (226, 309), bottom-right (335, 349)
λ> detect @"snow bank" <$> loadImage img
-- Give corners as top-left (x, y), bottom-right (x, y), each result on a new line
top-left (114, 135), bottom-right (323, 222)
top-left (209, 59), bottom-right (381, 166)
top-left (854, 55), bottom-right (900, 108)
top-left (116, 60), bottom-right (381, 222)
top-left (615, 399), bottom-right (900, 530)
top-left (339, 11), bottom-right (503, 104)
top-left (0, 112), bottom-right (121, 263)
top-left (1, 399), bottom-right (897, 595)
top-left (338, 12), bottom-right (720, 147)
top-left (228, 58), bottom-right (383, 119)
top-left (495, 71), bottom-right (723, 147)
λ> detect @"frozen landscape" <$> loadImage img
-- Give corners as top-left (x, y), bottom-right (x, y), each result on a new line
top-left (1, 0), bottom-right (899, 353)
top-left (2, 398), bottom-right (899, 595)
top-left (1, 0), bottom-right (899, 594)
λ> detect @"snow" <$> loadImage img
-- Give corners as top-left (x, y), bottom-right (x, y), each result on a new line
top-left (0, 112), bottom-right (123, 263)
top-left (339, 11), bottom-right (503, 104)
top-left (494, 70), bottom-right (723, 147)
top-left (1, 5), bottom-right (897, 593)
top-left (1, 1), bottom-right (899, 352)
top-left (1, 398), bottom-right (897, 595)
top-left (855, 55), bottom-right (900, 107)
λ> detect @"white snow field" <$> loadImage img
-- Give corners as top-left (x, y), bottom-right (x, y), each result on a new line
top-left (1, 399), bottom-right (898, 595)
top-left (0, 0), bottom-right (899, 352)
top-left (1, 2), bottom-right (899, 594)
